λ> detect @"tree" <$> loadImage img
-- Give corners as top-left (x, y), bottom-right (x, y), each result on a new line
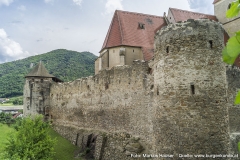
top-left (12, 98), bottom-right (23, 105)
top-left (222, 0), bottom-right (240, 104)
top-left (4, 116), bottom-right (56, 160)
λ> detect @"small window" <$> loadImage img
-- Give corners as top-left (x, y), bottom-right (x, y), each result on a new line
top-left (209, 40), bottom-right (213, 49)
top-left (157, 87), bottom-right (159, 95)
top-left (148, 68), bottom-right (153, 74)
top-left (105, 83), bottom-right (109, 90)
top-left (170, 17), bottom-right (171, 19)
top-left (166, 46), bottom-right (169, 53)
top-left (150, 85), bottom-right (154, 90)
top-left (113, 50), bottom-right (115, 53)
top-left (138, 23), bottom-right (145, 29)
top-left (191, 84), bottom-right (195, 95)
top-left (133, 49), bottom-right (134, 52)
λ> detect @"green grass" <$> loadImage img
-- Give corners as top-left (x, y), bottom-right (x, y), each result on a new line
top-left (0, 123), bottom-right (15, 152)
top-left (0, 123), bottom-right (81, 160)
top-left (48, 128), bottom-right (82, 160)
top-left (0, 103), bottom-right (14, 106)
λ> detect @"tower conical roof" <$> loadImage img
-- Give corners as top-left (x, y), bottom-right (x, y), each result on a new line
top-left (25, 61), bottom-right (54, 78)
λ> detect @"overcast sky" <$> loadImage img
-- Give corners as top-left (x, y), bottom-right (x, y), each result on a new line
top-left (0, 0), bottom-right (214, 63)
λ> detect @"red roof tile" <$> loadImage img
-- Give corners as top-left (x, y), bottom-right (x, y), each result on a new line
top-left (101, 10), bottom-right (167, 61)
top-left (169, 8), bottom-right (229, 45)
top-left (12, 112), bottom-right (22, 119)
top-left (169, 8), bottom-right (218, 22)
top-left (213, 0), bottom-right (221, 4)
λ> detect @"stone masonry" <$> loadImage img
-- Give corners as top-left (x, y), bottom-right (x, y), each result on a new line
top-left (24, 19), bottom-right (238, 159)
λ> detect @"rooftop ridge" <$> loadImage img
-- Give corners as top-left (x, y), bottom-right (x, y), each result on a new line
top-left (169, 7), bottom-right (215, 17)
top-left (116, 10), bottom-right (163, 18)
top-left (101, 11), bottom-right (117, 50)
top-left (116, 10), bottom-right (124, 46)
top-left (213, 0), bottom-right (221, 4)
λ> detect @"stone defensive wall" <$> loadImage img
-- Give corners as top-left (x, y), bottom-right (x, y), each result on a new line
top-left (24, 19), bottom-right (239, 159)
top-left (49, 61), bottom-right (155, 159)
top-left (226, 66), bottom-right (240, 154)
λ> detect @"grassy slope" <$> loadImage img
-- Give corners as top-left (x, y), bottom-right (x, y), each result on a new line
top-left (0, 124), bottom-right (15, 152)
top-left (0, 124), bottom-right (81, 160)
top-left (0, 104), bottom-right (14, 106)
top-left (48, 128), bottom-right (82, 160)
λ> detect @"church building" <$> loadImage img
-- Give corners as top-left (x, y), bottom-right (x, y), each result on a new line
top-left (95, 1), bottom-right (235, 74)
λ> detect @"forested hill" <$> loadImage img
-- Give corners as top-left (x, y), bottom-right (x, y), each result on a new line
top-left (0, 49), bottom-right (97, 98)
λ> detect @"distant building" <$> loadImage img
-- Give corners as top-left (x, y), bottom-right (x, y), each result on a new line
top-left (95, 10), bottom-right (166, 74)
top-left (95, 7), bottom-right (229, 74)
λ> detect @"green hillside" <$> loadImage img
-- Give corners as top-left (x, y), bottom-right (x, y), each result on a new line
top-left (0, 49), bottom-right (97, 98)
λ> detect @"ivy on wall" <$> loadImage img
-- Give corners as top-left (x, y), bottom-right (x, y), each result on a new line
top-left (221, 0), bottom-right (240, 104)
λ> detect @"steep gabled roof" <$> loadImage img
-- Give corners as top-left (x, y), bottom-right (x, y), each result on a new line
top-left (213, 0), bottom-right (221, 4)
top-left (25, 61), bottom-right (54, 78)
top-left (101, 10), bottom-right (167, 61)
top-left (169, 8), bottom-right (218, 22)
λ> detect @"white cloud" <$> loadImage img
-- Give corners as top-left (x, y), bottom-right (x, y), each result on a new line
top-left (0, 0), bottom-right (13, 6)
top-left (0, 29), bottom-right (30, 63)
top-left (44, 0), bottom-right (54, 4)
top-left (73, 0), bottom-right (82, 6)
top-left (17, 5), bottom-right (26, 11)
top-left (105, 0), bottom-right (123, 14)
top-left (188, 0), bottom-right (214, 14)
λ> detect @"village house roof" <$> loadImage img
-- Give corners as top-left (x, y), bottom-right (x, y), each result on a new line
top-left (100, 8), bottom-right (228, 62)
top-left (168, 8), bottom-right (218, 22)
top-left (100, 10), bottom-right (167, 61)
top-left (213, 0), bottom-right (221, 4)
top-left (168, 8), bottom-right (229, 45)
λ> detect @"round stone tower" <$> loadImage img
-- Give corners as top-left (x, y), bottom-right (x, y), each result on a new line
top-left (153, 19), bottom-right (230, 155)
top-left (23, 61), bottom-right (60, 117)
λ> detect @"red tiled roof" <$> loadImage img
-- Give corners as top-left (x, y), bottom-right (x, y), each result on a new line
top-left (101, 10), bottom-right (166, 61)
top-left (169, 8), bottom-right (218, 22)
top-left (213, 0), bottom-right (221, 4)
top-left (12, 112), bottom-right (22, 119)
top-left (169, 8), bottom-right (229, 45)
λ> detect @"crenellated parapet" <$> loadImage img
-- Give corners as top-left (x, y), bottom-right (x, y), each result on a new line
top-left (154, 19), bottom-right (224, 61)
